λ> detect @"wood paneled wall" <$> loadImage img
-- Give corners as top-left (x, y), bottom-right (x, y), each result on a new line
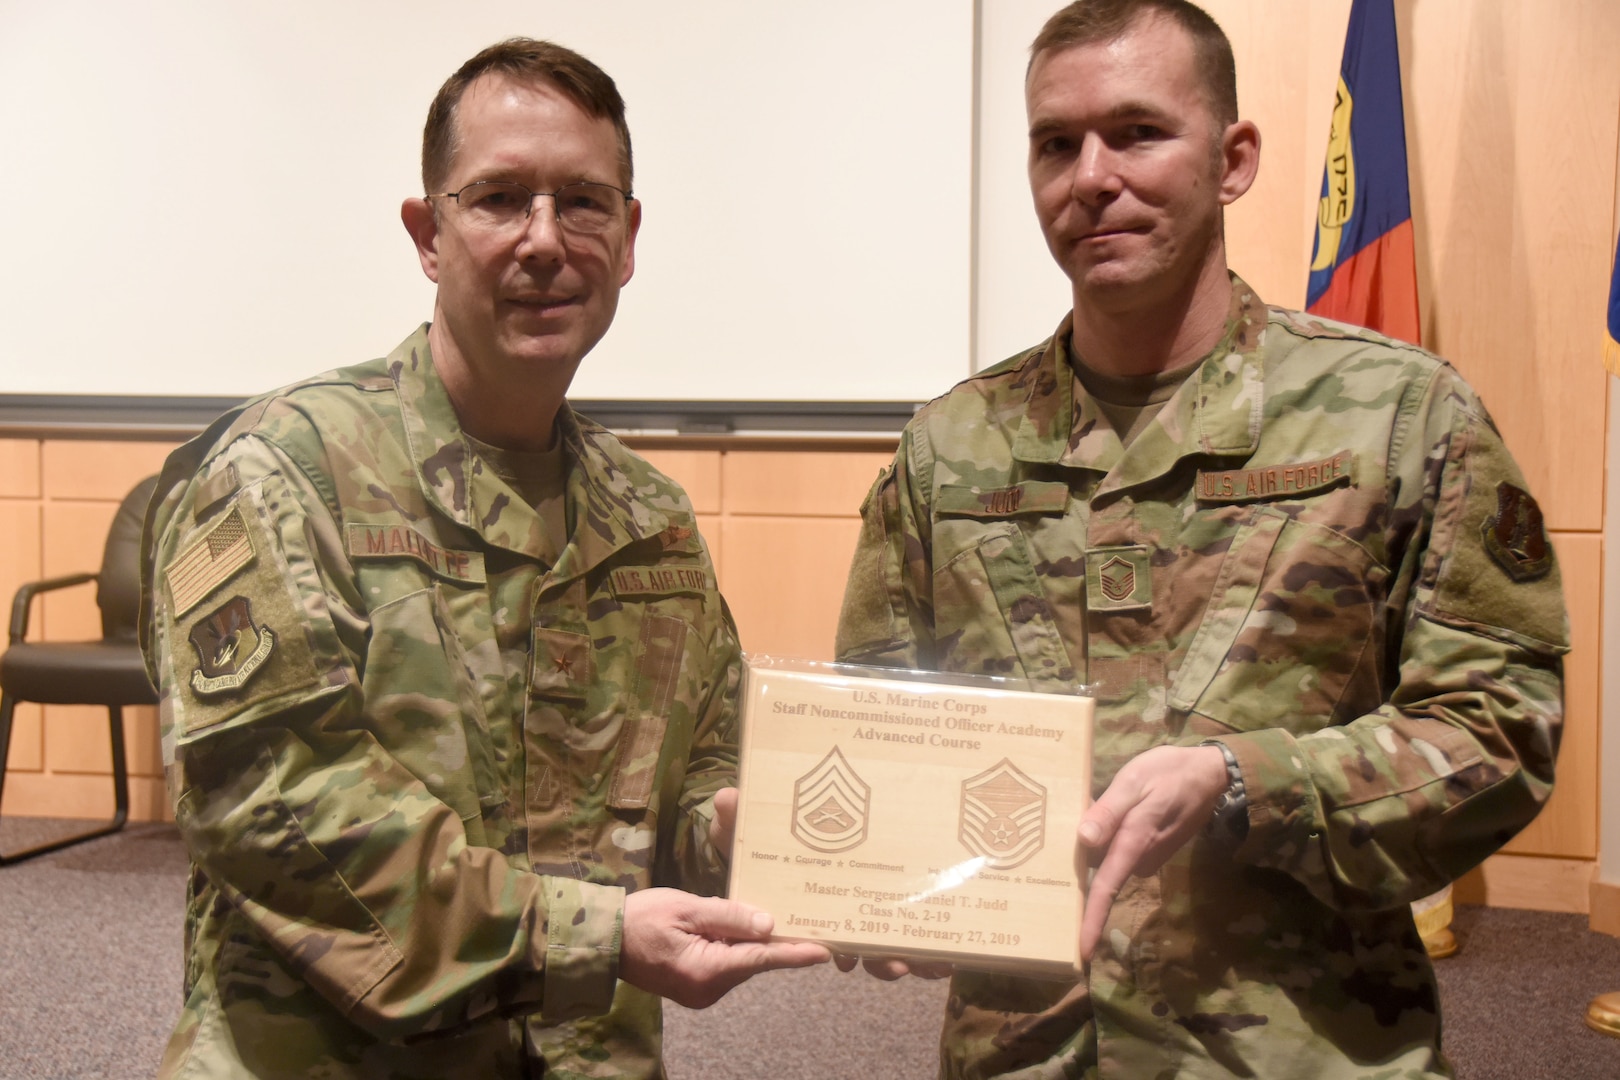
top-left (0, 437), bottom-right (891, 827)
top-left (1, 440), bottom-right (181, 823)
top-left (1190, 0), bottom-right (1620, 907)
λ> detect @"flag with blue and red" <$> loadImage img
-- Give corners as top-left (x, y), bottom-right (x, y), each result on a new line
top-left (1306, 0), bottom-right (1420, 345)
top-left (1605, 234), bottom-right (1620, 376)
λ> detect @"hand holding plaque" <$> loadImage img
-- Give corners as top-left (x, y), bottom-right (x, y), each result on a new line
top-left (727, 656), bottom-right (1094, 979)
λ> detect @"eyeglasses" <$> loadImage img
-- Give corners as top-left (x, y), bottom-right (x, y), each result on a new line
top-left (429, 180), bottom-right (633, 235)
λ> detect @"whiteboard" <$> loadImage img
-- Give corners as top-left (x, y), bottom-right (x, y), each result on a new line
top-left (0, 1), bottom-right (974, 403)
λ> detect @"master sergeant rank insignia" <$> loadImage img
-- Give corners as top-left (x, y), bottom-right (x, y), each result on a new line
top-left (188, 596), bottom-right (276, 697)
top-left (1097, 555), bottom-right (1137, 604)
top-left (960, 759), bottom-right (1047, 870)
top-left (1087, 546), bottom-right (1152, 612)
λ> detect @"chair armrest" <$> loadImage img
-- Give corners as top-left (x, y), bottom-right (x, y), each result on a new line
top-left (9, 573), bottom-right (98, 643)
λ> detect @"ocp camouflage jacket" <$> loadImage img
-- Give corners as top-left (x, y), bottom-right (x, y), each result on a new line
top-left (836, 279), bottom-right (1568, 1079)
top-left (140, 326), bottom-right (737, 1079)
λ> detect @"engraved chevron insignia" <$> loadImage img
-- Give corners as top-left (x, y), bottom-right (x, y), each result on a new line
top-left (960, 759), bottom-right (1046, 870)
top-left (791, 746), bottom-right (871, 854)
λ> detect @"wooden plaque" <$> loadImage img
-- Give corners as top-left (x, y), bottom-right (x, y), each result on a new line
top-left (728, 657), bottom-right (1093, 979)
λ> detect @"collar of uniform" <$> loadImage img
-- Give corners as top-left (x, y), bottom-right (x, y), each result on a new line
top-left (1188, 274), bottom-right (1268, 457)
top-left (384, 326), bottom-right (665, 568)
top-left (1010, 310), bottom-right (1080, 466)
top-left (547, 407), bottom-right (672, 584)
top-left (1090, 276), bottom-right (1266, 497)
top-left (1012, 276), bottom-right (1267, 482)
top-left (386, 324), bottom-right (529, 550)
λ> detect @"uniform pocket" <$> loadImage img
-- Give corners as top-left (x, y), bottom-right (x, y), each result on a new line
top-left (932, 524), bottom-right (1075, 682)
top-left (1168, 507), bottom-right (1387, 734)
top-left (363, 585), bottom-right (497, 825)
top-left (608, 613), bottom-right (690, 811)
top-left (430, 585), bottom-right (505, 814)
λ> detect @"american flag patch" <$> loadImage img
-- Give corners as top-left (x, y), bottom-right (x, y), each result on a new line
top-left (166, 506), bottom-right (256, 616)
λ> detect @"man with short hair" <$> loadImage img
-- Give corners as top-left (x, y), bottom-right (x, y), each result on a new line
top-left (836, 1), bottom-right (1567, 1075)
top-left (142, 38), bottom-right (825, 1080)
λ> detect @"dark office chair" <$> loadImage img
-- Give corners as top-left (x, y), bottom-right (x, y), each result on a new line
top-left (0, 475), bottom-right (160, 864)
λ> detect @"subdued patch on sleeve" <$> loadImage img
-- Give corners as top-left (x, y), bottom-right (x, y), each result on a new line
top-left (165, 485), bottom-right (345, 739)
top-left (1428, 414), bottom-right (1568, 654)
top-left (166, 505), bottom-right (256, 616)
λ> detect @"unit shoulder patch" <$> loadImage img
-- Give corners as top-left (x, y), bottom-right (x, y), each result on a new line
top-left (188, 595), bottom-right (275, 696)
top-left (1482, 481), bottom-right (1552, 582)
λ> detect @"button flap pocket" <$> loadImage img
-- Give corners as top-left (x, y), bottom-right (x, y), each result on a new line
top-left (1167, 509), bottom-right (1287, 712)
top-left (934, 525), bottom-right (1077, 683)
top-left (609, 614), bottom-right (689, 810)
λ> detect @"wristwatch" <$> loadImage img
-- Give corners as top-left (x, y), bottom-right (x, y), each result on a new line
top-left (1203, 740), bottom-right (1249, 843)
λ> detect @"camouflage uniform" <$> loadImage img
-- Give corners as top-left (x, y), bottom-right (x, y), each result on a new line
top-left (837, 278), bottom-right (1567, 1078)
top-left (140, 326), bottom-right (737, 1079)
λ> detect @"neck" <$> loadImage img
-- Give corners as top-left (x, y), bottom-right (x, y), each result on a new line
top-left (427, 317), bottom-right (568, 452)
top-left (1070, 257), bottom-right (1233, 378)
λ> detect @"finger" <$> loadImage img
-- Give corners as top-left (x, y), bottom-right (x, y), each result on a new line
top-left (908, 961), bottom-right (955, 980)
top-left (756, 941), bottom-right (833, 970)
top-left (1079, 870), bottom-right (1116, 963)
top-left (671, 941), bottom-right (831, 1009)
top-left (707, 939), bottom-right (831, 979)
top-left (1078, 833), bottom-right (1150, 961)
top-left (833, 952), bottom-right (859, 973)
top-left (683, 896), bottom-right (775, 942)
top-left (1078, 787), bottom-right (1131, 849)
top-left (711, 788), bottom-right (738, 858)
top-left (861, 956), bottom-right (912, 981)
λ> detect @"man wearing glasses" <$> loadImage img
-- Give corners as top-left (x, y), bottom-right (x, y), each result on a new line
top-left (141, 38), bottom-right (825, 1080)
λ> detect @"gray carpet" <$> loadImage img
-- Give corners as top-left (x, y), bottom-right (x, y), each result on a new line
top-left (2, 818), bottom-right (1619, 1078)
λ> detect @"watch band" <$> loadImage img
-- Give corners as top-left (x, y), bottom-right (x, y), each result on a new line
top-left (1204, 739), bottom-right (1248, 842)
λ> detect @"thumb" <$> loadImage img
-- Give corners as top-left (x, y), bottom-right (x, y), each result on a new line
top-left (1078, 795), bottom-right (1124, 849)
top-left (711, 787), bottom-right (738, 858)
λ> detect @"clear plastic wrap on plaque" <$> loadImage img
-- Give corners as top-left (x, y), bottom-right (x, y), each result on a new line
top-left (727, 654), bottom-right (1094, 979)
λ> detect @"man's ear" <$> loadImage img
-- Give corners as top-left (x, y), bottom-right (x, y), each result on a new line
top-left (619, 198), bottom-right (642, 287)
top-left (401, 197), bottom-right (441, 283)
top-left (1217, 120), bottom-right (1261, 206)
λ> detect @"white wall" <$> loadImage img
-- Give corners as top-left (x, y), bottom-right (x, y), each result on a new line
top-left (0, 0), bottom-right (974, 404)
top-left (973, 0), bottom-right (1074, 371)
